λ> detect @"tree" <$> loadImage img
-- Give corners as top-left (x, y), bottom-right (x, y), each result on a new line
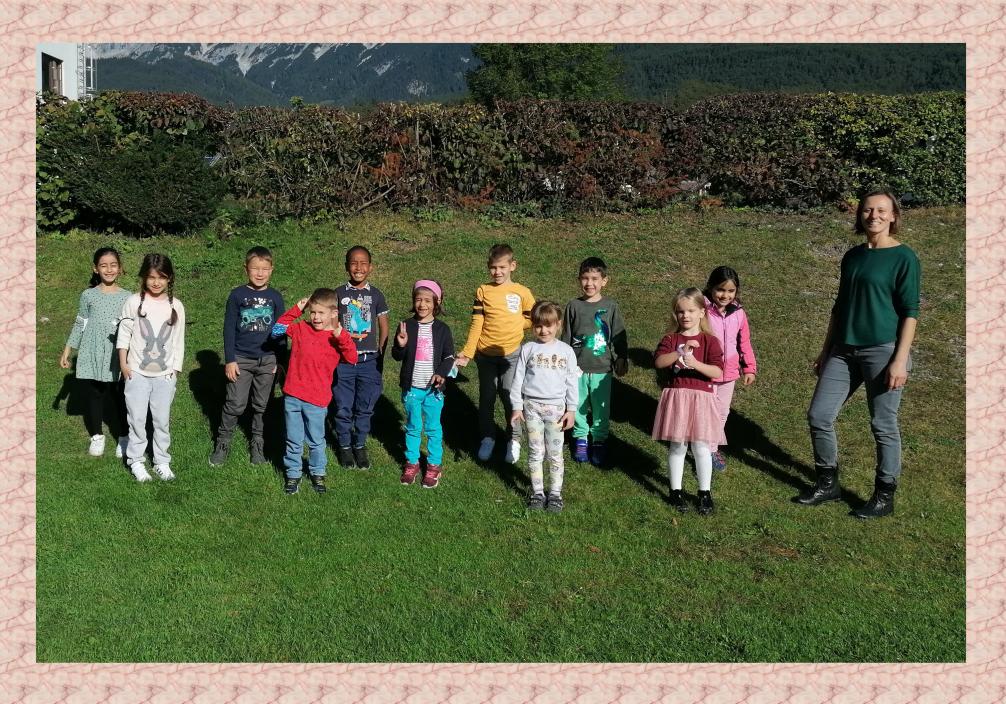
top-left (466, 44), bottom-right (623, 105)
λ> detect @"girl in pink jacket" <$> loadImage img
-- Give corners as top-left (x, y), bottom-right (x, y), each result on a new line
top-left (703, 266), bottom-right (758, 471)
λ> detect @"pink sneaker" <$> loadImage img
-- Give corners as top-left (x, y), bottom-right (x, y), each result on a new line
top-left (401, 462), bottom-right (421, 485)
top-left (422, 464), bottom-right (442, 488)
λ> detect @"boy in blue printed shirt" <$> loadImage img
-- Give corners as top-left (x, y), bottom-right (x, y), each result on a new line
top-left (210, 246), bottom-right (285, 467)
top-left (332, 245), bottom-right (389, 469)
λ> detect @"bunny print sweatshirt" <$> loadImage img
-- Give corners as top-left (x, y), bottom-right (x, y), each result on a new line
top-left (116, 293), bottom-right (186, 377)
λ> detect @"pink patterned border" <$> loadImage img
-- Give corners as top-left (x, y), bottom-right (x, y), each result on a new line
top-left (5, 2), bottom-right (998, 701)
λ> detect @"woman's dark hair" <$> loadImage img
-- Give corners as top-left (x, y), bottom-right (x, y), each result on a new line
top-left (703, 266), bottom-right (742, 305)
top-left (89, 247), bottom-right (123, 288)
top-left (855, 188), bottom-right (901, 236)
top-left (137, 253), bottom-right (178, 325)
top-left (413, 283), bottom-right (444, 318)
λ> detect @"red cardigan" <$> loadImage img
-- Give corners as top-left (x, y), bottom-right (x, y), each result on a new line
top-left (278, 304), bottom-right (359, 407)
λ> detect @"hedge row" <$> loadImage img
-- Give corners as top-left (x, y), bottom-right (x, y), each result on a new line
top-left (37, 90), bottom-right (964, 231)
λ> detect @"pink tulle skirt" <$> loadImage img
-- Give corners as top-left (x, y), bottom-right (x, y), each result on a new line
top-left (651, 387), bottom-right (727, 446)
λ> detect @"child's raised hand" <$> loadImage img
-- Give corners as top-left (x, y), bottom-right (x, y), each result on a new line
top-left (225, 361), bottom-right (240, 382)
top-left (330, 310), bottom-right (343, 336)
top-left (743, 372), bottom-right (756, 386)
top-left (455, 353), bottom-right (470, 368)
top-left (559, 411), bottom-right (575, 431)
top-left (396, 321), bottom-right (408, 346)
top-left (296, 297), bottom-right (310, 310)
top-left (614, 357), bottom-right (628, 377)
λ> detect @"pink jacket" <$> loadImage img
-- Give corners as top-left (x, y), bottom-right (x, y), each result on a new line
top-left (704, 296), bottom-right (757, 383)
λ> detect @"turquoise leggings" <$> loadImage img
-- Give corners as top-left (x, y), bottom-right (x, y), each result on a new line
top-left (402, 386), bottom-right (445, 465)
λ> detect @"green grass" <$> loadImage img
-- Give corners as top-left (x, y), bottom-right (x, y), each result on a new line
top-left (36, 206), bottom-right (965, 662)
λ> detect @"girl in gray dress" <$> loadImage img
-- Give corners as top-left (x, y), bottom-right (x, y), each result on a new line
top-left (60, 248), bottom-right (132, 458)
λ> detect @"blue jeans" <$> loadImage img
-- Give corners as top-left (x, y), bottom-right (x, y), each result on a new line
top-left (402, 386), bottom-right (445, 465)
top-left (284, 395), bottom-right (328, 478)
top-left (332, 357), bottom-right (383, 448)
top-left (807, 342), bottom-right (909, 483)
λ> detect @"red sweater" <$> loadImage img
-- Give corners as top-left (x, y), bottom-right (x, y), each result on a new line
top-left (654, 332), bottom-right (723, 392)
top-left (278, 305), bottom-right (359, 407)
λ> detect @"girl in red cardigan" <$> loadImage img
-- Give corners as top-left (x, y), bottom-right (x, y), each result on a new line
top-left (652, 288), bottom-right (724, 515)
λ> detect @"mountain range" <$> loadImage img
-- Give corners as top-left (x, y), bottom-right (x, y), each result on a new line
top-left (93, 43), bottom-right (965, 108)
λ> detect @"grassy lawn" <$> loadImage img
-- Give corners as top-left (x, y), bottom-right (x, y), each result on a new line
top-left (35, 206), bottom-right (965, 662)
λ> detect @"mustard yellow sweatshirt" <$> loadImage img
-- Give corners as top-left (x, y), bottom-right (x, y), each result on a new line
top-left (460, 282), bottom-right (535, 358)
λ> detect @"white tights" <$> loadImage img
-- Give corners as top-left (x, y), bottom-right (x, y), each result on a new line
top-left (667, 441), bottom-right (712, 492)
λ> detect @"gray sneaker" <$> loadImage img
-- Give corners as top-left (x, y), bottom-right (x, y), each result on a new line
top-left (249, 437), bottom-right (267, 465)
top-left (546, 493), bottom-right (564, 513)
top-left (527, 493), bottom-right (546, 511)
top-left (209, 439), bottom-right (230, 467)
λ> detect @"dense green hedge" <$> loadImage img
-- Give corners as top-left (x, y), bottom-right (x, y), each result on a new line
top-left (37, 90), bottom-right (964, 231)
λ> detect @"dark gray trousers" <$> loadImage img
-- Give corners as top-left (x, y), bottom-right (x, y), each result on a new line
top-left (218, 354), bottom-right (277, 441)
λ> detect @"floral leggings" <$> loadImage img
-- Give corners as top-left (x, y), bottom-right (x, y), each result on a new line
top-left (523, 399), bottom-right (566, 497)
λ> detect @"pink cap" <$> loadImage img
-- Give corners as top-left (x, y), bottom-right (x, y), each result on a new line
top-left (414, 279), bottom-right (442, 301)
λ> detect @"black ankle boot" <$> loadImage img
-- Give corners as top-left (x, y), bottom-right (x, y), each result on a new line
top-left (794, 467), bottom-right (841, 505)
top-left (851, 478), bottom-right (896, 519)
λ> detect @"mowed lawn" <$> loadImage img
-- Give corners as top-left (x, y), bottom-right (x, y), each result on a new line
top-left (36, 207), bottom-right (965, 662)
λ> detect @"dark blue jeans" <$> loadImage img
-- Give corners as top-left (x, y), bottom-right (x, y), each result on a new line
top-left (332, 357), bottom-right (382, 448)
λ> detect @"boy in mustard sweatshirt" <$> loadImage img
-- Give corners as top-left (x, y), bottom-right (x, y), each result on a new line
top-left (455, 244), bottom-right (535, 463)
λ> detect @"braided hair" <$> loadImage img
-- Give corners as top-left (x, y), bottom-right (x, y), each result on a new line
top-left (88, 247), bottom-right (122, 288)
top-left (137, 253), bottom-right (178, 325)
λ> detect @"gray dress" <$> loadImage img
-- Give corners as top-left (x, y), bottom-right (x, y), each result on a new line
top-left (65, 286), bottom-right (132, 382)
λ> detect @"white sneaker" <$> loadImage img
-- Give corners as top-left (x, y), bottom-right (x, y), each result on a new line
top-left (477, 437), bottom-right (495, 461)
top-left (153, 463), bottom-right (175, 481)
top-left (130, 461), bottom-right (152, 482)
top-left (88, 434), bottom-right (106, 457)
top-left (115, 436), bottom-right (128, 459)
top-left (505, 439), bottom-right (521, 464)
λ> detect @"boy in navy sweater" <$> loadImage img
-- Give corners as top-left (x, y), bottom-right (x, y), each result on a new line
top-left (210, 247), bottom-right (286, 467)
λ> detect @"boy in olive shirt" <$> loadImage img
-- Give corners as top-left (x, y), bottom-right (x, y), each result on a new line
top-left (560, 257), bottom-right (628, 467)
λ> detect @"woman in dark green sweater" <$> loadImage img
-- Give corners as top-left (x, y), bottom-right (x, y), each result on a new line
top-left (797, 189), bottom-right (921, 519)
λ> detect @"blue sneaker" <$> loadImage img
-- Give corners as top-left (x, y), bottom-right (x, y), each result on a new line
top-left (711, 451), bottom-right (727, 472)
top-left (572, 438), bottom-right (588, 463)
top-left (589, 441), bottom-right (607, 467)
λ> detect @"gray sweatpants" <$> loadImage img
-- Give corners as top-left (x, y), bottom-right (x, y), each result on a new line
top-left (475, 349), bottom-right (521, 440)
top-left (123, 372), bottom-right (177, 466)
top-left (218, 354), bottom-right (277, 441)
top-left (807, 342), bottom-right (908, 483)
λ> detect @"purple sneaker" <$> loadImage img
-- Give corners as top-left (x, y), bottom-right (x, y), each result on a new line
top-left (572, 438), bottom-right (588, 463)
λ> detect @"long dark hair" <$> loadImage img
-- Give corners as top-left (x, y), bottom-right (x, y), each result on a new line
top-left (89, 247), bottom-right (122, 288)
top-left (137, 253), bottom-right (178, 325)
top-left (703, 266), bottom-right (742, 306)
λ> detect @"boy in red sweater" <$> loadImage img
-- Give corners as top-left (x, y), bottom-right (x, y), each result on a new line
top-left (273, 288), bottom-right (358, 494)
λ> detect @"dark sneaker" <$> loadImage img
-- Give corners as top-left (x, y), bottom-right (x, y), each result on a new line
top-left (545, 493), bottom-right (564, 513)
top-left (309, 474), bottom-right (327, 494)
top-left (284, 476), bottom-right (301, 495)
top-left (589, 441), bottom-right (607, 467)
top-left (337, 446), bottom-right (356, 468)
top-left (249, 437), bottom-right (267, 465)
top-left (401, 462), bottom-right (421, 485)
top-left (572, 438), bottom-right (588, 463)
top-left (711, 451), bottom-right (727, 472)
top-left (422, 464), bottom-right (442, 488)
top-left (208, 439), bottom-right (230, 467)
top-left (353, 446), bottom-right (371, 470)
top-left (670, 489), bottom-right (689, 513)
top-left (526, 493), bottom-right (546, 511)
top-left (697, 490), bottom-right (715, 515)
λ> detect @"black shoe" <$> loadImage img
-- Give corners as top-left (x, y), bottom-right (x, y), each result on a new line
top-left (337, 446), bottom-right (356, 468)
top-left (353, 446), bottom-right (370, 470)
top-left (697, 490), bottom-right (715, 515)
top-left (309, 474), bottom-right (327, 494)
top-left (851, 478), bottom-right (896, 519)
top-left (794, 467), bottom-right (841, 505)
top-left (284, 476), bottom-right (301, 495)
top-left (249, 437), bottom-right (267, 465)
top-left (670, 489), bottom-right (689, 513)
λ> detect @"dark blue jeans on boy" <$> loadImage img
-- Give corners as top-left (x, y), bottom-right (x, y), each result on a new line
top-left (332, 355), bottom-right (382, 449)
top-left (284, 395), bottom-right (327, 478)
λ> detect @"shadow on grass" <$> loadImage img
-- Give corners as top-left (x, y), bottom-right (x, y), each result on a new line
top-left (442, 370), bottom-right (528, 495)
top-left (52, 373), bottom-right (125, 438)
top-left (608, 376), bottom-right (667, 501)
top-left (188, 350), bottom-right (226, 442)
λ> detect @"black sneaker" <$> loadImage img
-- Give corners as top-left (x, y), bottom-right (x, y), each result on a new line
top-left (284, 476), bottom-right (301, 495)
top-left (697, 490), bottom-right (715, 515)
top-left (337, 446), bottom-right (356, 468)
top-left (208, 439), bottom-right (230, 467)
top-left (249, 437), bottom-right (267, 465)
top-left (670, 489), bottom-right (689, 513)
top-left (526, 493), bottom-right (546, 511)
top-left (309, 474), bottom-right (327, 494)
top-left (545, 493), bottom-right (564, 513)
top-left (353, 446), bottom-right (370, 470)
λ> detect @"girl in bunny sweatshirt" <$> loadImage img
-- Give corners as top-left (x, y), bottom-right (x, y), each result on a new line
top-left (116, 254), bottom-right (186, 483)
